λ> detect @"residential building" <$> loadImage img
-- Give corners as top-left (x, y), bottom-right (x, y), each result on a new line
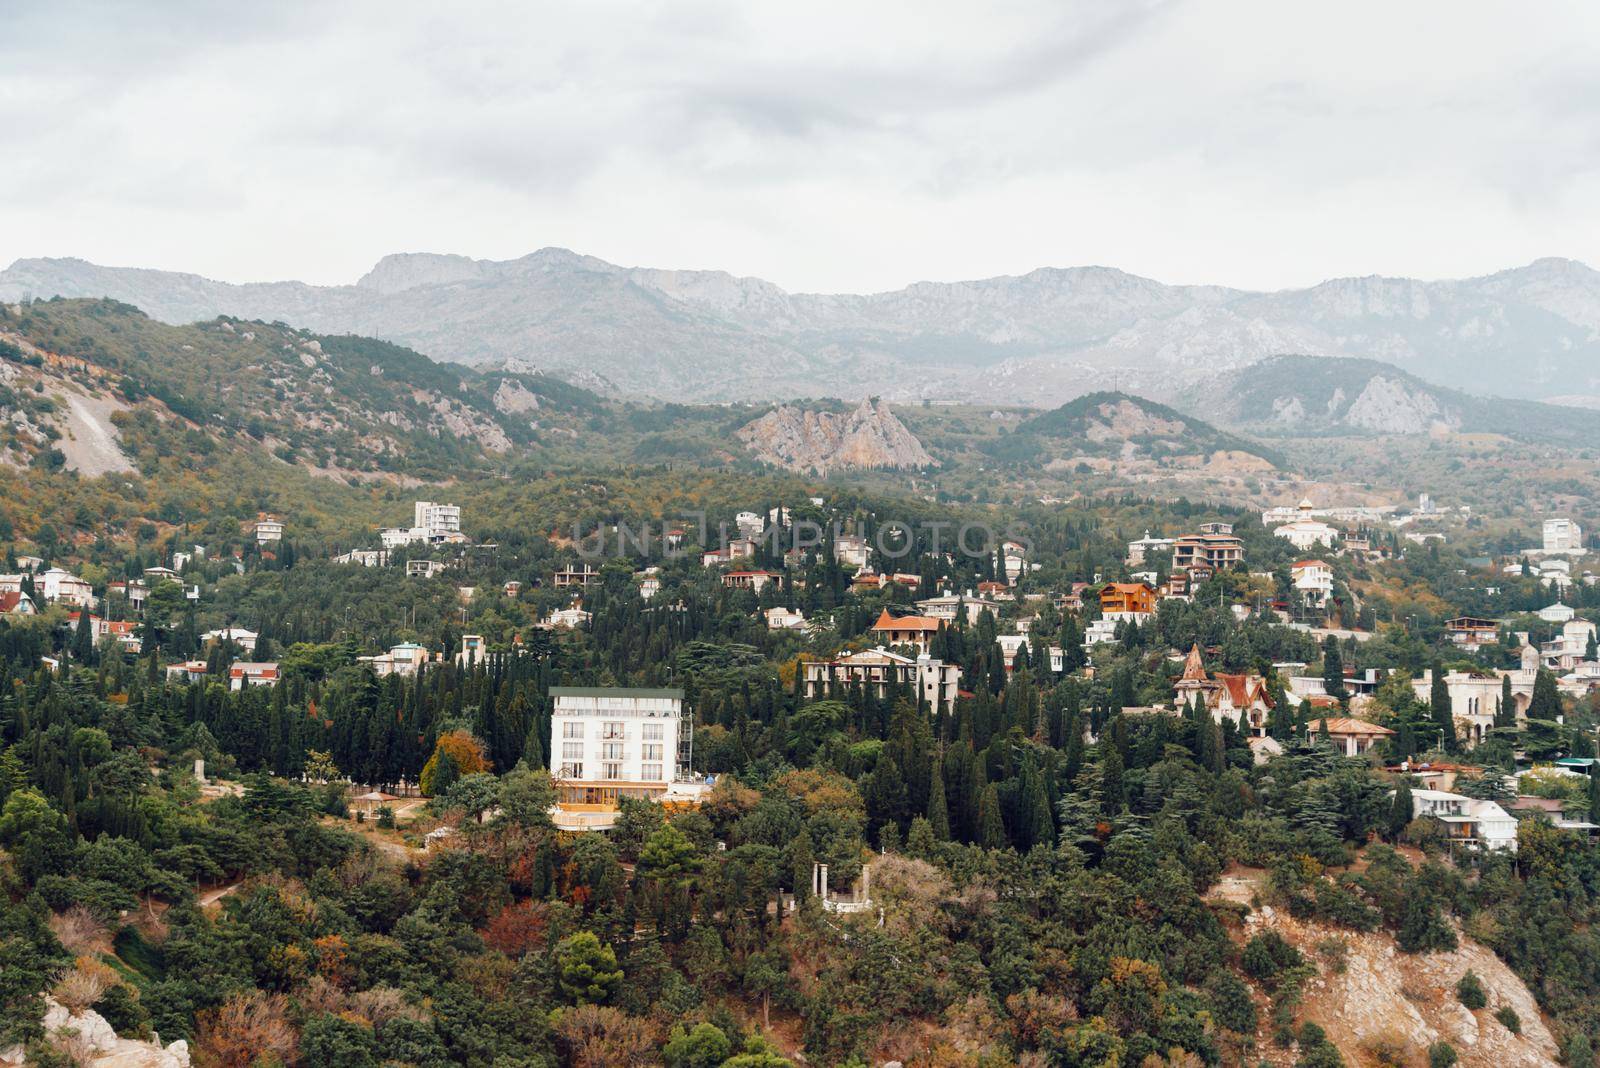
top-left (1410, 668), bottom-right (1536, 747)
top-left (543, 605), bottom-right (593, 629)
top-left (1406, 788), bottom-right (1518, 852)
top-left (549, 687), bottom-right (703, 831)
top-left (834, 534), bottom-right (871, 569)
top-left (869, 609), bottom-right (944, 654)
top-left (1099, 582), bottom-right (1157, 623)
top-left (1306, 717), bottom-right (1394, 757)
top-left (503, 580), bottom-right (523, 598)
top-left (1084, 618), bottom-right (1119, 646)
top-left (1173, 645), bottom-right (1275, 736)
top-left (1542, 619), bottom-right (1598, 671)
top-left (0, 591), bottom-right (36, 615)
top-left (1544, 517), bottom-right (1585, 554)
top-left (701, 538), bottom-right (757, 567)
top-left (228, 662), bottom-right (280, 690)
top-left (144, 566), bottom-right (181, 584)
top-left (764, 606), bottom-right (808, 631)
top-left (1127, 531), bottom-right (1174, 567)
top-left (165, 661), bottom-right (208, 684)
top-left (201, 627), bottom-right (258, 654)
top-left (722, 570), bottom-right (782, 593)
top-left (1539, 602), bottom-right (1576, 624)
top-left (802, 647), bottom-right (961, 707)
top-left (407, 559), bottom-right (448, 579)
top-left (916, 592), bottom-right (998, 625)
top-left (333, 549), bottom-right (389, 567)
top-left (359, 642), bottom-right (434, 677)
top-left (1172, 527), bottom-right (1244, 574)
top-left (638, 572), bottom-right (661, 600)
top-left (1445, 616), bottom-right (1500, 652)
top-left (381, 501), bottom-right (465, 548)
top-left (254, 518), bottom-right (284, 544)
top-left (1291, 560), bottom-right (1334, 609)
top-left (456, 634), bottom-right (488, 670)
top-left (107, 579), bottom-right (149, 610)
top-left (735, 511), bottom-right (764, 539)
top-left (40, 568), bottom-right (95, 607)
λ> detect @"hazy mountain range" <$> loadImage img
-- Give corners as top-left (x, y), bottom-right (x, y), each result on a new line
top-left (5, 251), bottom-right (1600, 405)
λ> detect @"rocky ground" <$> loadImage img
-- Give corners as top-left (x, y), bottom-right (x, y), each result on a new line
top-left (1211, 868), bottom-right (1558, 1068)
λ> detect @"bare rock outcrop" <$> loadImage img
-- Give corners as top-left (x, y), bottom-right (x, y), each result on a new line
top-left (0, 999), bottom-right (190, 1068)
top-left (738, 399), bottom-right (935, 475)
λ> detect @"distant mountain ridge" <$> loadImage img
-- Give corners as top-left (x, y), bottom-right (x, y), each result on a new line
top-left (1192, 355), bottom-right (1600, 448)
top-left (6, 251), bottom-right (1600, 404)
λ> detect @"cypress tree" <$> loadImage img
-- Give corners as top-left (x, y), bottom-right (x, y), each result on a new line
top-left (1430, 661), bottom-right (1456, 752)
top-left (1388, 778), bottom-right (1413, 840)
top-left (926, 755), bottom-right (950, 840)
top-left (977, 783), bottom-right (1006, 849)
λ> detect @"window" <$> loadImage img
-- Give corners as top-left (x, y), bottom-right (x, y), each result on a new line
top-left (602, 742), bottom-right (625, 760)
top-left (642, 763), bottom-right (663, 782)
top-left (602, 762), bottom-right (622, 780)
top-left (560, 762), bottom-right (583, 778)
top-left (642, 744), bottom-right (663, 761)
top-left (602, 721), bottom-right (625, 739)
top-left (562, 722), bottom-right (584, 739)
top-left (643, 723), bottom-right (664, 741)
top-left (561, 742), bottom-right (583, 759)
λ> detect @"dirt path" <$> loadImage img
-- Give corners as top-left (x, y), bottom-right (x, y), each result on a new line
top-left (198, 881), bottom-right (242, 908)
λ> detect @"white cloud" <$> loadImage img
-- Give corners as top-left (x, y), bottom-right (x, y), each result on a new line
top-left (2, 0), bottom-right (1598, 292)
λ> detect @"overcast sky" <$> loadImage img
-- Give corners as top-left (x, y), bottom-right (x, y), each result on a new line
top-left (4, 0), bottom-right (1599, 293)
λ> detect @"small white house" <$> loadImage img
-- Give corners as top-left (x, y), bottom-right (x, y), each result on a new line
top-left (1539, 602), bottom-right (1577, 624)
top-left (1407, 788), bottom-right (1518, 852)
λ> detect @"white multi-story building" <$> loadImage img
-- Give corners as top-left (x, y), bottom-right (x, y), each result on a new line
top-left (358, 642), bottom-right (434, 677)
top-left (255, 519), bottom-right (284, 544)
top-left (552, 687), bottom-right (685, 787)
top-left (1291, 560), bottom-right (1334, 609)
top-left (802, 648), bottom-right (962, 708)
top-left (1406, 788), bottom-right (1518, 852)
top-left (381, 501), bottom-right (465, 548)
top-left (549, 688), bottom-right (703, 830)
top-left (1544, 517), bottom-right (1585, 554)
top-left (39, 568), bottom-right (95, 608)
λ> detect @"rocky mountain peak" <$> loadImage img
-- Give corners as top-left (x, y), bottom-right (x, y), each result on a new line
top-left (737, 399), bottom-right (935, 475)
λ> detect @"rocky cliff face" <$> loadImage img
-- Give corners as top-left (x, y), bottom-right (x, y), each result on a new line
top-left (737, 400), bottom-right (935, 475)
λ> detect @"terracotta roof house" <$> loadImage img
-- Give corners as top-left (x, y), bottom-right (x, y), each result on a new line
top-left (1173, 643), bottom-right (1275, 736)
top-left (869, 609), bottom-right (944, 654)
top-left (1307, 717), bottom-right (1394, 756)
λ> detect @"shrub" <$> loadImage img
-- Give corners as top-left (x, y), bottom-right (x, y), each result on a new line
top-left (1428, 1041), bottom-right (1458, 1068)
top-left (1494, 1006), bottom-right (1521, 1034)
top-left (92, 983), bottom-right (149, 1039)
top-left (193, 991), bottom-right (297, 1068)
top-left (1242, 931), bottom-right (1304, 987)
top-left (1456, 970), bottom-right (1487, 1010)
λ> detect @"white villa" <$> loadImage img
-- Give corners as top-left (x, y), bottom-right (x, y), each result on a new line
top-left (803, 647), bottom-right (962, 708)
top-left (1406, 788), bottom-right (1518, 852)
